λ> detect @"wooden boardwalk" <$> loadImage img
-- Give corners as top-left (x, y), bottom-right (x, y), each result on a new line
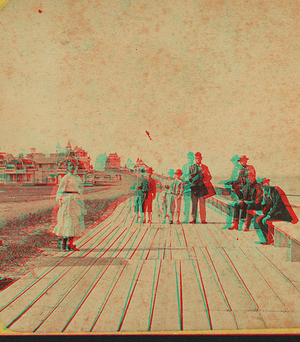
top-left (2, 197), bottom-right (300, 333)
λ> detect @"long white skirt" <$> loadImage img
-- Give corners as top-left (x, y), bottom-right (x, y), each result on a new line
top-left (53, 193), bottom-right (87, 237)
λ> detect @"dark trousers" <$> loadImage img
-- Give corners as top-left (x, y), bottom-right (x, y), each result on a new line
top-left (232, 201), bottom-right (247, 220)
top-left (256, 214), bottom-right (284, 243)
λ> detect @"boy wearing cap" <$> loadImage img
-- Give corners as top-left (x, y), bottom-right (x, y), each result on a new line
top-left (169, 169), bottom-right (184, 224)
top-left (134, 167), bottom-right (149, 223)
top-left (161, 169), bottom-right (174, 223)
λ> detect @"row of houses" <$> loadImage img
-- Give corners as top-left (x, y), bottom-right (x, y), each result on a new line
top-left (0, 142), bottom-right (93, 185)
top-left (0, 141), bottom-right (161, 186)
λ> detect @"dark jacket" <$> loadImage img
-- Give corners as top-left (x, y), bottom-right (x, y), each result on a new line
top-left (262, 186), bottom-right (297, 223)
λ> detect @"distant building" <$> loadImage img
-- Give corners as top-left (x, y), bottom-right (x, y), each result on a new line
top-left (105, 153), bottom-right (121, 170)
top-left (95, 153), bottom-right (107, 171)
top-left (0, 142), bottom-right (93, 185)
top-left (4, 157), bottom-right (37, 184)
top-left (136, 158), bottom-right (148, 170)
top-left (125, 158), bottom-right (136, 170)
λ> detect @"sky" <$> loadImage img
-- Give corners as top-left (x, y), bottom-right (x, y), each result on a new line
top-left (0, 0), bottom-right (299, 178)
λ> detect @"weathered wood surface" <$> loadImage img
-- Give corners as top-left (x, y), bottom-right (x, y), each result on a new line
top-left (1, 197), bottom-right (300, 333)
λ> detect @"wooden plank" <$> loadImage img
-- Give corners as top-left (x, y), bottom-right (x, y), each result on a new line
top-left (210, 311), bottom-right (237, 331)
top-left (260, 311), bottom-right (295, 329)
top-left (147, 228), bottom-right (164, 260)
top-left (287, 240), bottom-right (300, 262)
top-left (0, 254), bottom-right (88, 328)
top-left (181, 223), bottom-right (200, 247)
top-left (224, 247), bottom-right (286, 311)
top-left (242, 246), bottom-right (300, 312)
top-left (29, 259), bottom-right (117, 333)
top-left (180, 260), bottom-right (211, 331)
top-left (193, 247), bottom-right (230, 311)
top-left (10, 247), bottom-right (123, 333)
top-left (287, 312), bottom-right (300, 328)
top-left (257, 246), bottom-right (300, 283)
top-left (190, 223), bottom-right (218, 248)
top-left (91, 260), bottom-right (142, 332)
top-left (171, 225), bottom-right (189, 260)
top-left (120, 260), bottom-right (156, 332)
top-left (2, 221), bottom-right (129, 330)
top-left (233, 311), bottom-right (266, 330)
top-left (206, 247), bottom-right (257, 311)
top-left (63, 264), bottom-right (125, 333)
top-left (112, 224), bottom-right (142, 259)
top-left (150, 260), bottom-right (181, 331)
top-left (131, 227), bottom-right (158, 260)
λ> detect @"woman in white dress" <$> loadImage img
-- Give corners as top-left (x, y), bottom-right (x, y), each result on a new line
top-left (53, 160), bottom-right (87, 251)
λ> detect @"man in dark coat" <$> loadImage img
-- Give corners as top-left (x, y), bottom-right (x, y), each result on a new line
top-left (194, 152), bottom-right (215, 224)
top-left (256, 182), bottom-right (297, 244)
top-left (144, 167), bottom-right (156, 223)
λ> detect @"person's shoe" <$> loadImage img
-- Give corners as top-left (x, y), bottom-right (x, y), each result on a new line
top-left (189, 220), bottom-right (196, 224)
top-left (243, 227), bottom-right (250, 232)
top-left (148, 219), bottom-right (152, 223)
top-left (228, 218), bottom-right (239, 230)
top-left (67, 244), bottom-right (80, 251)
top-left (255, 241), bottom-right (268, 245)
top-left (169, 220), bottom-right (173, 224)
top-left (176, 220), bottom-right (181, 224)
top-left (182, 220), bottom-right (188, 223)
top-left (62, 238), bottom-right (67, 251)
top-left (201, 221), bottom-right (207, 224)
top-left (57, 238), bottom-right (62, 251)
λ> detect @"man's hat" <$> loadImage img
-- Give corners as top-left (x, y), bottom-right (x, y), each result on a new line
top-left (230, 155), bottom-right (240, 162)
top-left (239, 155), bottom-right (249, 162)
top-left (257, 177), bottom-right (270, 185)
top-left (195, 152), bottom-right (202, 158)
top-left (146, 167), bottom-right (153, 174)
top-left (175, 169), bottom-right (182, 176)
top-left (167, 169), bottom-right (175, 176)
top-left (187, 152), bottom-right (194, 158)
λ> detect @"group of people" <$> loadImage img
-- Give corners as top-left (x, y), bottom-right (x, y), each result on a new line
top-left (133, 151), bottom-right (216, 224)
top-left (50, 153), bottom-right (297, 252)
top-left (133, 152), bottom-right (298, 246)
top-left (221, 155), bottom-right (297, 244)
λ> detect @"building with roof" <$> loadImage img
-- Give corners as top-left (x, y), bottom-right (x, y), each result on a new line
top-left (105, 153), bottom-right (121, 170)
top-left (0, 142), bottom-right (93, 185)
top-left (95, 153), bottom-right (107, 171)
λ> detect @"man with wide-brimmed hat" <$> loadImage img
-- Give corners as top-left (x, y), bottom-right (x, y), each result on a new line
top-left (169, 169), bottom-right (184, 224)
top-left (182, 152), bottom-right (208, 223)
top-left (144, 167), bottom-right (156, 223)
top-left (134, 167), bottom-right (148, 223)
top-left (228, 155), bottom-right (257, 230)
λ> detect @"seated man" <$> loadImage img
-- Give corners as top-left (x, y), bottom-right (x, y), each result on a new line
top-left (241, 177), bottom-right (264, 231)
top-left (256, 180), bottom-right (297, 245)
